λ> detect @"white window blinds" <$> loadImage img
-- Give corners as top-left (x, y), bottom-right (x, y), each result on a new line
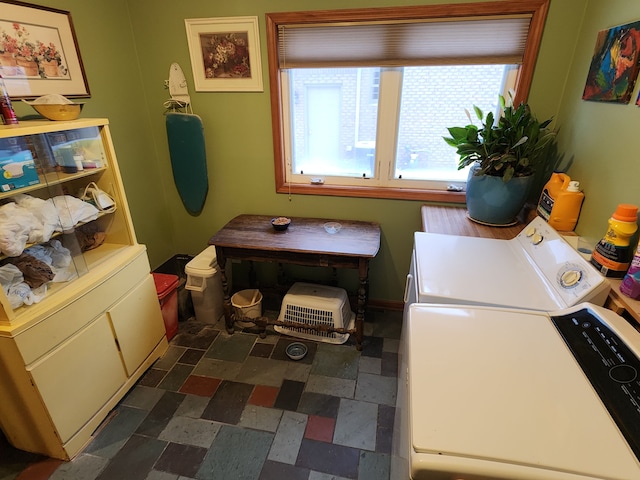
top-left (277, 16), bottom-right (532, 69)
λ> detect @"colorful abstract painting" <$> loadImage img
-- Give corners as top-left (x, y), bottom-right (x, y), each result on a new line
top-left (583, 20), bottom-right (640, 104)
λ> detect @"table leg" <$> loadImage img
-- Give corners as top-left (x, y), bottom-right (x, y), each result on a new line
top-left (356, 259), bottom-right (370, 351)
top-left (215, 247), bottom-right (235, 334)
top-left (249, 261), bottom-right (257, 288)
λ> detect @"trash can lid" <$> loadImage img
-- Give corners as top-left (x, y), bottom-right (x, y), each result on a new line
top-left (185, 245), bottom-right (219, 276)
top-left (153, 272), bottom-right (179, 297)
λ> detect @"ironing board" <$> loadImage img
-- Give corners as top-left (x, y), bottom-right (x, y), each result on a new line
top-left (164, 63), bottom-right (208, 215)
top-left (166, 112), bottom-right (208, 215)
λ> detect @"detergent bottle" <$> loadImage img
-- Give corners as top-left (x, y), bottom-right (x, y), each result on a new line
top-left (537, 172), bottom-right (584, 231)
top-left (620, 242), bottom-right (640, 299)
top-left (591, 204), bottom-right (638, 278)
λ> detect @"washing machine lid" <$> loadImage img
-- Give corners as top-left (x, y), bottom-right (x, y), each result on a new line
top-left (407, 304), bottom-right (640, 480)
top-left (413, 232), bottom-right (562, 310)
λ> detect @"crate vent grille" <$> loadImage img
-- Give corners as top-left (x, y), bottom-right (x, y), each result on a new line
top-left (275, 282), bottom-right (355, 344)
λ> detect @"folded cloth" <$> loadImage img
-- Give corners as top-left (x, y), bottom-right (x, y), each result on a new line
top-left (75, 222), bottom-right (107, 251)
top-left (25, 239), bottom-right (74, 282)
top-left (12, 193), bottom-right (58, 243)
top-left (0, 202), bottom-right (38, 256)
top-left (10, 253), bottom-right (55, 288)
top-left (47, 195), bottom-right (100, 231)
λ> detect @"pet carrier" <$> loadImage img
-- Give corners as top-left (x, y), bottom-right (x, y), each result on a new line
top-left (275, 282), bottom-right (355, 344)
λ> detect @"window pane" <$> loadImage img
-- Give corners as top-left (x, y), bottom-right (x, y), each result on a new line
top-left (289, 67), bottom-right (380, 178)
top-left (394, 65), bottom-right (512, 182)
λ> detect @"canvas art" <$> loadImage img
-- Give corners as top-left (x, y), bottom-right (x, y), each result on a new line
top-left (582, 20), bottom-right (640, 103)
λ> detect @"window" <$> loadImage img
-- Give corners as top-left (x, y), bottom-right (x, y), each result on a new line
top-left (266, 1), bottom-right (550, 201)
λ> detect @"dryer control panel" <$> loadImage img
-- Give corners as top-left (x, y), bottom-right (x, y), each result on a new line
top-left (552, 307), bottom-right (640, 461)
top-left (514, 217), bottom-right (610, 307)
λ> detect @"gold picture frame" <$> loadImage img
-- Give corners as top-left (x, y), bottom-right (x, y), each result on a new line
top-left (0, 0), bottom-right (90, 99)
top-left (185, 16), bottom-right (263, 92)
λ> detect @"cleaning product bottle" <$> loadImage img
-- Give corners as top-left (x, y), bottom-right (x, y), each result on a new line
top-left (0, 75), bottom-right (18, 125)
top-left (591, 204), bottom-right (638, 278)
top-left (620, 242), bottom-right (640, 299)
top-left (537, 172), bottom-right (585, 231)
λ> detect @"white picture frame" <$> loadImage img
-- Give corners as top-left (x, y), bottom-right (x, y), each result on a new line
top-left (185, 16), bottom-right (263, 93)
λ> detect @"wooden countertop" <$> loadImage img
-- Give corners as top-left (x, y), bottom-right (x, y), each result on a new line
top-left (420, 205), bottom-right (640, 326)
top-left (421, 205), bottom-right (530, 239)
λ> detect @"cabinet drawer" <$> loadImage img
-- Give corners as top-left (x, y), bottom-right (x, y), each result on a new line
top-left (16, 250), bottom-right (151, 365)
top-left (108, 274), bottom-right (165, 376)
top-left (28, 314), bottom-right (126, 443)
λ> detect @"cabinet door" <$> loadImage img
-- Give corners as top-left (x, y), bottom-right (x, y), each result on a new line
top-left (108, 274), bottom-right (166, 376)
top-left (28, 314), bottom-right (126, 443)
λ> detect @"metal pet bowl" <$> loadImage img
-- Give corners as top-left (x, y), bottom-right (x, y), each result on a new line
top-left (285, 342), bottom-right (308, 361)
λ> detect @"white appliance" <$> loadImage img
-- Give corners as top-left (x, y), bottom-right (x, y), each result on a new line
top-left (393, 302), bottom-right (640, 480)
top-left (407, 216), bottom-right (610, 311)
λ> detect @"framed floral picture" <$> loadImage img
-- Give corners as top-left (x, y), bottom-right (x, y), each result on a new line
top-left (0, 1), bottom-right (90, 99)
top-left (185, 16), bottom-right (263, 92)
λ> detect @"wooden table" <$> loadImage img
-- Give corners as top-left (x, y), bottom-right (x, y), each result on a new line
top-left (208, 214), bottom-right (381, 350)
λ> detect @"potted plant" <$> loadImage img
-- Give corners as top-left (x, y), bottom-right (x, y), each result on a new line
top-left (444, 95), bottom-right (560, 225)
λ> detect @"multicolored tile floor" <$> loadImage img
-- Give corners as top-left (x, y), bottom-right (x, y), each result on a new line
top-left (0, 307), bottom-right (402, 480)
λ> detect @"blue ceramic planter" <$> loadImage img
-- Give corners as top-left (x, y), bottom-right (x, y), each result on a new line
top-left (465, 166), bottom-right (533, 225)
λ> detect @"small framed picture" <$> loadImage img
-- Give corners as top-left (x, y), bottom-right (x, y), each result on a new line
top-left (0, 0), bottom-right (90, 98)
top-left (185, 16), bottom-right (263, 92)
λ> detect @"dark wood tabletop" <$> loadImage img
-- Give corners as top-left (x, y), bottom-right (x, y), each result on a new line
top-left (209, 214), bottom-right (380, 257)
top-left (208, 214), bottom-right (381, 349)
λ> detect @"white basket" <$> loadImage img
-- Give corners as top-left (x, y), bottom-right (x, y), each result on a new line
top-left (275, 282), bottom-right (355, 344)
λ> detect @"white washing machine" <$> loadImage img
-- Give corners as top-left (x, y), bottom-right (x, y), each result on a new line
top-left (393, 302), bottom-right (640, 480)
top-left (392, 217), bottom-right (619, 479)
top-left (405, 216), bottom-right (610, 311)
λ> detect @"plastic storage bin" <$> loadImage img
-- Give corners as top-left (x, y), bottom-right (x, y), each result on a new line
top-left (154, 254), bottom-right (195, 321)
top-left (185, 246), bottom-right (226, 324)
top-left (152, 272), bottom-right (179, 340)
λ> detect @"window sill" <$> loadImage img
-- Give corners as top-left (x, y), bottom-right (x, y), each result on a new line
top-left (277, 182), bottom-right (467, 203)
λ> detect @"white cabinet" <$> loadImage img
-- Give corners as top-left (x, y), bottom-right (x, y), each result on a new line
top-left (0, 119), bottom-right (168, 459)
top-left (29, 313), bottom-right (127, 446)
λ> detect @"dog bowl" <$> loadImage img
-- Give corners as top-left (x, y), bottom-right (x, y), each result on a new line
top-left (323, 222), bottom-right (342, 234)
top-left (271, 217), bottom-right (291, 231)
top-left (285, 342), bottom-right (308, 361)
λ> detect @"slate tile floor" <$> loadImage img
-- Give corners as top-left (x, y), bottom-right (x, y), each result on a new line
top-left (0, 308), bottom-right (402, 480)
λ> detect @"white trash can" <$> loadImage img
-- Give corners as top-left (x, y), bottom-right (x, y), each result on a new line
top-left (185, 246), bottom-right (228, 324)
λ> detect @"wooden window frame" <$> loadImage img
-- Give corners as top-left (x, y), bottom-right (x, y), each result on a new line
top-left (265, 0), bottom-right (550, 202)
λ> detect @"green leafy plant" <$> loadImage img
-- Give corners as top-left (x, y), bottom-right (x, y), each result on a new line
top-left (443, 95), bottom-right (558, 183)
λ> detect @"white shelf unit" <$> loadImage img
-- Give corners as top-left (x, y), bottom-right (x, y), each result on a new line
top-left (0, 119), bottom-right (168, 460)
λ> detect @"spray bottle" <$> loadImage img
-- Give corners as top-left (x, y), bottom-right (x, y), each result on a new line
top-left (591, 204), bottom-right (638, 278)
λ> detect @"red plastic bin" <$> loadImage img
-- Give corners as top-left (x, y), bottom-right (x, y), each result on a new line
top-left (152, 272), bottom-right (179, 341)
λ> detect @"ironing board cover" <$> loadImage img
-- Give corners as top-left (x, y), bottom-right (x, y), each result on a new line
top-left (165, 112), bottom-right (208, 214)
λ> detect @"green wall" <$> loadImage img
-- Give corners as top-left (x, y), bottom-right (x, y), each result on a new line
top-left (16, 0), bottom-right (612, 303)
top-left (555, 0), bottom-right (640, 245)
